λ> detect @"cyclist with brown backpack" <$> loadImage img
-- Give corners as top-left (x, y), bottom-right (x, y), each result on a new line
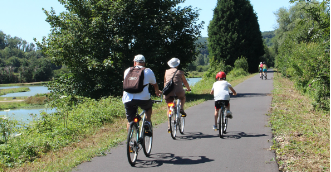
top-left (122, 54), bottom-right (162, 133)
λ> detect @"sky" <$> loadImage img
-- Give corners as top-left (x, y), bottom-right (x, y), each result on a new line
top-left (0, 0), bottom-right (296, 44)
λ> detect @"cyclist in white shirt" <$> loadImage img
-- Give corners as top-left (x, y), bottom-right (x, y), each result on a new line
top-left (210, 71), bottom-right (237, 130)
top-left (122, 54), bottom-right (162, 132)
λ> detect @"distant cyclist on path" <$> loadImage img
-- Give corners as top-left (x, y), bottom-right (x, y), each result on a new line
top-left (262, 61), bottom-right (268, 79)
top-left (259, 62), bottom-right (263, 78)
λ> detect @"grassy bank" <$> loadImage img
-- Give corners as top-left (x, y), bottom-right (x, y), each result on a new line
top-left (0, 94), bottom-right (49, 111)
top-left (187, 71), bottom-right (204, 78)
top-left (3, 73), bottom-right (256, 172)
top-left (269, 73), bottom-right (330, 171)
top-left (0, 82), bottom-right (47, 87)
top-left (0, 87), bottom-right (30, 96)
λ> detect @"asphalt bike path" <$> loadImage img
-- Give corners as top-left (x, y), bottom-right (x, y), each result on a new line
top-left (73, 70), bottom-right (278, 172)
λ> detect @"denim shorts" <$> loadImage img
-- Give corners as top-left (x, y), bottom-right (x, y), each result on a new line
top-left (124, 99), bottom-right (153, 122)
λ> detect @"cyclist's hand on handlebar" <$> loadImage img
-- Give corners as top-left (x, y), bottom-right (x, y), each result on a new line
top-left (186, 88), bottom-right (191, 92)
top-left (155, 90), bottom-right (162, 97)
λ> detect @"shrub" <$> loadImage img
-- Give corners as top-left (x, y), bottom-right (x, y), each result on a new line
top-left (234, 56), bottom-right (248, 72)
top-left (228, 67), bottom-right (248, 78)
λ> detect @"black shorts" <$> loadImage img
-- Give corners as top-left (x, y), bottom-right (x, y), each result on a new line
top-left (215, 100), bottom-right (229, 110)
top-left (124, 99), bottom-right (153, 122)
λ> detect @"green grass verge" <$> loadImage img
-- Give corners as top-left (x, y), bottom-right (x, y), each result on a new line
top-left (269, 73), bottom-right (330, 171)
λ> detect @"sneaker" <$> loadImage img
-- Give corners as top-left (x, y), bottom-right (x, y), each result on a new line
top-left (167, 128), bottom-right (171, 133)
top-left (226, 110), bottom-right (233, 119)
top-left (180, 109), bottom-right (187, 117)
top-left (144, 121), bottom-right (152, 131)
top-left (213, 125), bottom-right (217, 130)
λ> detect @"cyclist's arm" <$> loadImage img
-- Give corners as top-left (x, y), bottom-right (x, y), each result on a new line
top-left (181, 75), bottom-right (191, 91)
top-left (151, 83), bottom-right (161, 97)
top-left (229, 87), bottom-right (237, 96)
top-left (210, 89), bottom-right (214, 95)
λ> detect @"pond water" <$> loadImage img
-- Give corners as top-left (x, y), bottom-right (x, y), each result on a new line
top-left (186, 78), bottom-right (202, 86)
top-left (0, 108), bottom-right (56, 123)
top-left (0, 86), bottom-right (50, 97)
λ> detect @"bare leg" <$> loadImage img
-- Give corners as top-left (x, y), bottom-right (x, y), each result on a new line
top-left (127, 122), bottom-right (130, 133)
top-left (167, 106), bottom-right (170, 129)
top-left (226, 103), bottom-right (230, 111)
top-left (180, 96), bottom-right (186, 110)
top-left (214, 109), bottom-right (218, 126)
top-left (146, 108), bottom-right (152, 122)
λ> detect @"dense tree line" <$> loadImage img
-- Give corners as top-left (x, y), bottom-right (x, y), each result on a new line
top-left (262, 31), bottom-right (275, 47)
top-left (273, 0), bottom-right (329, 110)
top-left (0, 31), bottom-right (57, 84)
top-left (41, 0), bottom-right (203, 99)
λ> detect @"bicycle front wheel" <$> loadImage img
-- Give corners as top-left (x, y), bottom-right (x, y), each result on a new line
top-left (179, 117), bottom-right (185, 134)
top-left (224, 116), bottom-right (228, 134)
top-left (127, 123), bottom-right (139, 166)
top-left (143, 125), bottom-right (153, 157)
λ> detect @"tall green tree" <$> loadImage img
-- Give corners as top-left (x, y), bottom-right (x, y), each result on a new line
top-left (40, 0), bottom-right (202, 99)
top-left (208, 0), bottom-right (265, 73)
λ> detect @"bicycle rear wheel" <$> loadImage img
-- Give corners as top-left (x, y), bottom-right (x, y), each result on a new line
top-left (127, 123), bottom-right (139, 166)
top-left (143, 125), bottom-right (153, 157)
top-left (219, 108), bottom-right (224, 138)
top-left (169, 114), bottom-right (177, 139)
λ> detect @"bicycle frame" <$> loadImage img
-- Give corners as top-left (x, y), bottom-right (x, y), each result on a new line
top-left (132, 110), bottom-right (146, 142)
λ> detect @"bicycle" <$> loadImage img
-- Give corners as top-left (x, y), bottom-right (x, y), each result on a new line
top-left (168, 96), bottom-right (185, 140)
top-left (126, 98), bottom-right (162, 166)
top-left (216, 101), bottom-right (228, 138)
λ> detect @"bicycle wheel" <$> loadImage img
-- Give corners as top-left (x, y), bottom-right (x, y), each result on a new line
top-left (169, 112), bottom-right (177, 139)
top-left (143, 124), bottom-right (153, 157)
top-left (219, 108), bottom-right (224, 138)
top-left (179, 117), bottom-right (185, 134)
top-left (127, 123), bottom-right (139, 166)
top-left (224, 115), bottom-right (228, 134)
top-left (261, 74), bottom-right (263, 80)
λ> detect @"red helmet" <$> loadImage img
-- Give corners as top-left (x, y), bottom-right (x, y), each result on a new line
top-left (216, 71), bottom-right (226, 80)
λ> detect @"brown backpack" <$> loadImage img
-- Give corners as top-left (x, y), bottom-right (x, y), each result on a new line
top-left (123, 66), bottom-right (147, 93)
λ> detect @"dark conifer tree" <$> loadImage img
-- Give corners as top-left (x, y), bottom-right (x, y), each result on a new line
top-left (208, 0), bottom-right (265, 73)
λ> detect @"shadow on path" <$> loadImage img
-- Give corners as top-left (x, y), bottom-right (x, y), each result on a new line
top-left (175, 132), bottom-right (218, 141)
top-left (230, 93), bottom-right (271, 98)
top-left (222, 131), bottom-right (269, 140)
top-left (134, 153), bottom-right (214, 168)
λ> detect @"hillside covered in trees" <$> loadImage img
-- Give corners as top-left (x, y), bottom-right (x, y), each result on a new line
top-left (0, 31), bottom-right (61, 84)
